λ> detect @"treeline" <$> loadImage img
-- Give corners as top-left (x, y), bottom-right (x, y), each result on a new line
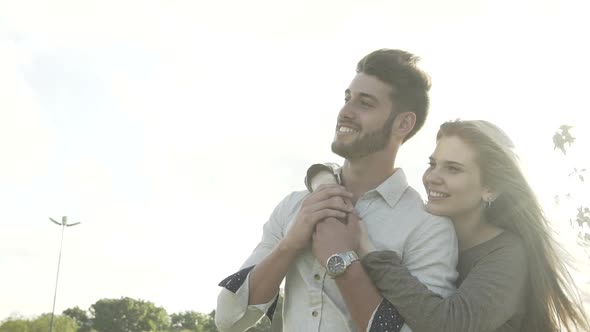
top-left (0, 296), bottom-right (282, 332)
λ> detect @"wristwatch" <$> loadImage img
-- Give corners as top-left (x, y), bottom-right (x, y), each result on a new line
top-left (326, 251), bottom-right (359, 278)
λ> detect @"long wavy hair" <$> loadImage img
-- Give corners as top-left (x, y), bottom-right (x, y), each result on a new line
top-left (438, 119), bottom-right (589, 332)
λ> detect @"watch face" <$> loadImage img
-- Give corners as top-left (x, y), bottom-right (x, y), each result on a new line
top-left (327, 255), bottom-right (346, 276)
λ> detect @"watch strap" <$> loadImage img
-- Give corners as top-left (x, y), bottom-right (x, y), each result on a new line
top-left (327, 251), bottom-right (359, 277)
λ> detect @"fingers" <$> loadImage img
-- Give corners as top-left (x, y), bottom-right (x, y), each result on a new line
top-left (345, 210), bottom-right (358, 225)
top-left (300, 209), bottom-right (347, 230)
top-left (343, 197), bottom-right (354, 210)
top-left (306, 185), bottom-right (353, 205)
top-left (303, 196), bottom-right (354, 218)
top-left (312, 209), bottom-right (347, 223)
top-left (314, 183), bottom-right (346, 192)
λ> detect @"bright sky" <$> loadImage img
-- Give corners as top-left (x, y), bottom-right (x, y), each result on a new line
top-left (1, 0), bottom-right (590, 321)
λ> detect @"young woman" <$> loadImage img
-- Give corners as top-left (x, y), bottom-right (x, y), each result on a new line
top-left (310, 120), bottom-right (589, 332)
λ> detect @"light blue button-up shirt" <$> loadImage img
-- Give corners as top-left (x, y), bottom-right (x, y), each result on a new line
top-left (216, 169), bottom-right (458, 332)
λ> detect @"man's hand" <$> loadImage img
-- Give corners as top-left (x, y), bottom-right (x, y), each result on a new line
top-left (312, 213), bottom-right (362, 266)
top-left (281, 184), bottom-right (353, 253)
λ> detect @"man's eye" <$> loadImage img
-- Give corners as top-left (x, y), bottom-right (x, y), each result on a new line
top-left (447, 166), bottom-right (460, 172)
top-left (360, 100), bottom-right (373, 108)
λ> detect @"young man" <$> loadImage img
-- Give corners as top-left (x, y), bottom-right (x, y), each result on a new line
top-left (215, 49), bottom-right (458, 332)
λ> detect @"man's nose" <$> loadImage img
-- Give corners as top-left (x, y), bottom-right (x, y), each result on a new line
top-left (338, 102), bottom-right (356, 121)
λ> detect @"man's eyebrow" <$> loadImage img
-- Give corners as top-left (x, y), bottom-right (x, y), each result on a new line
top-left (358, 92), bottom-right (379, 103)
top-left (344, 89), bottom-right (379, 103)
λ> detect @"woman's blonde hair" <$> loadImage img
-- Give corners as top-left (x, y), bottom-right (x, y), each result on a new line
top-left (438, 119), bottom-right (589, 332)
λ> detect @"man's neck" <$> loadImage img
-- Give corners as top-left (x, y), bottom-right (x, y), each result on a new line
top-left (341, 151), bottom-right (396, 203)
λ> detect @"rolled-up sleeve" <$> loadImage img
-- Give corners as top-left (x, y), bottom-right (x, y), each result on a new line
top-left (216, 269), bottom-right (279, 332)
top-left (215, 193), bottom-right (297, 332)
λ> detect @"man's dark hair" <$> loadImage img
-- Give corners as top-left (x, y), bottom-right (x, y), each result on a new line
top-left (356, 49), bottom-right (431, 142)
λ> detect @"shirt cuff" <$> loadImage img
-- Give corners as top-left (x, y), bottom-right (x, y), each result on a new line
top-left (217, 265), bottom-right (279, 321)
top-left (367, 299), bottom-right (405, 332)
top-left (304, 163), bottom-right (341, 192)
top-left (218, 265), bottom-right (256, 293)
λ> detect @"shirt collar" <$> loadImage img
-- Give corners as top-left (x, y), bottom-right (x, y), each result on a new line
top-left (334, 167), bottom-right (409, 208)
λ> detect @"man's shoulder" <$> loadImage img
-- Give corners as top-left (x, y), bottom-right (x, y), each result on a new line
top-left (274, 190), bottom-right (309, 213)
top-left (400, 186), bottom-right (450, 220)
top-left (398, 185), bottom-right (454, 233)
top-left (283, 189), bottom-right (309, 203)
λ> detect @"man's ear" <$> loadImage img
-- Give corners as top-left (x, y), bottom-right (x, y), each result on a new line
top-left (394, 112), bottom-right (416, 138)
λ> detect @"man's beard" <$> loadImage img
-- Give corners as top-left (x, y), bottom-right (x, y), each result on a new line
top-left (331, 115), bottom-right (396, 160)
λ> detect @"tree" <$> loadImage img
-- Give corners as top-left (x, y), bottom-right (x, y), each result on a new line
top-left (63, 306), bottom-right (92, 332)
top-left (31, 314), bottom-right (78, 332)
top-left (553, 125), bottom-right (590, 251)
top-left (0, 314), bottom-right (78, 332)
top-left (0, 319), bottom-right (28, 332)
top-left (90, 297), bottom-right (169, 332)
top-left (196, 311), bottom-right (218, 332)
top-left (170, 311), bottom-right (201, 331)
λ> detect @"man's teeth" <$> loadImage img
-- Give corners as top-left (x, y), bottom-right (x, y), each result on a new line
top-left (338, 127), bottom-right (357, 133)
top-left (429, 191), bottom-right (448, 198)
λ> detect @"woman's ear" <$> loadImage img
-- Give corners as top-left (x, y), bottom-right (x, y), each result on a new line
top-left (482, 187), bottom-right (499, 204)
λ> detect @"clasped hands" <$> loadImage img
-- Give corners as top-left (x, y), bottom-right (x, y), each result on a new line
top-left (281, 184), bottom-right (374, 267)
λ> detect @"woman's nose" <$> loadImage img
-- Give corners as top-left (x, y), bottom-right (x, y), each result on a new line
top-left (424, 168), bottom-right (443, 185)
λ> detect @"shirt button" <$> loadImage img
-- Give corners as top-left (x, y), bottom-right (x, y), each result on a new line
top-left (312, 311), bottom-right (318, 317)
top-left (314, 274), bottom-right (321, 280)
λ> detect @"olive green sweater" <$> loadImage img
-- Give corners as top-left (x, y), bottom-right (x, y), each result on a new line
top-left (362, 231), bottom-right (528, 332)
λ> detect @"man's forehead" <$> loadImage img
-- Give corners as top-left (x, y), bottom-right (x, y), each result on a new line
top-left (346, 72), bottom-right (392, 97)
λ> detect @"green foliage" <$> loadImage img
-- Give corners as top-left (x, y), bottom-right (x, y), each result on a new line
top-left (553, 125), bottom-right (590, 250)
top-left (30, 314), bottom-right (78, 332)
top-left (0, 314), bottom-right (78, 332)
top-left (196, 311), bottom-right (217, 332)
top-left (63, 306), bottom-right (92, 332)
top-left (0, 319), bottom-right (29, 332)
top-left (170, 311), bottom-right (201, 331)
top-left (2, 294), bottom-right (284, 332)
top-left (90, 297), bottom-right (169, 332)
top-left (553, 125), bottom-right (576, 155)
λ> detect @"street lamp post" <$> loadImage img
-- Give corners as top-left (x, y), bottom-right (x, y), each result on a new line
top-left (48, 216), bottom-right (80, 332)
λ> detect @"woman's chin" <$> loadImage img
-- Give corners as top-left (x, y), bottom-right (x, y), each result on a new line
top-left (424, 203), bottom-right (451, 218)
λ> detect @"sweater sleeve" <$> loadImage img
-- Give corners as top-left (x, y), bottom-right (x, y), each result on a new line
top-left (361, 237), bottom-right (527, 332)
